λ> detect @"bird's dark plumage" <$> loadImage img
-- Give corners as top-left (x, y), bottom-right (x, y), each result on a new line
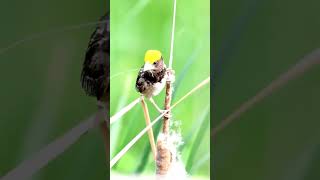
top-left (135, 57), bottom-right (166, 99)
top-left (135, 68), bottom-right (166, 94)
top-left (81, 13), bottom-right (109, 102)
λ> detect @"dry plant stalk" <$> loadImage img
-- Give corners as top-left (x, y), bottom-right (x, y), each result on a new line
top-left (156, 75), bottom-right (173, 175)
top-left (163, 81), bottom-right (173, 134)
top-left (141, 97), bottom-right (157, 160)
top-left (156, 136), bottom-right (172, 175)
top-left (156, 0), bottom-right (177, 174)
top-left (110, 97), bottom-right (140, 124)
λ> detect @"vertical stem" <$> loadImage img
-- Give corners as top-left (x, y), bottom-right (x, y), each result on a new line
top-left (163, 81), bottom-right (172, 134)
top-left (169, 0), bottom-right (177, 69)
top-left (157, 0), bottom-right (176, 176)
top-left (156, 78), bottom-right (173, 176)
top-left (141, 97), bottom-right (157, 160)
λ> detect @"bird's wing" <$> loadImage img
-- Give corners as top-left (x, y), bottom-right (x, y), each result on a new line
top-left (135, 67), bottom-right (167, 93)
top-left (81, 13), bottom-right (109, 101)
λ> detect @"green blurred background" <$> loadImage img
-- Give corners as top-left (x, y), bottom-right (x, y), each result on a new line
top-left (0, 0), bottom-right (108, 179)
top-left (110, 0), bottom-right (210, 178)
top-left (214, 0), bottom-right (320, 179)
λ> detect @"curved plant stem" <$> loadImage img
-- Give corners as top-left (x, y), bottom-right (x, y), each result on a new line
top-left (1, 111), bottom-right (102, 180)
top-left (212, 49), bottom-right (320, 137)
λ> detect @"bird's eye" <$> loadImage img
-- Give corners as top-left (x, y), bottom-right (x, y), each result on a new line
top-left (153, 62), bottom-right (157, 65)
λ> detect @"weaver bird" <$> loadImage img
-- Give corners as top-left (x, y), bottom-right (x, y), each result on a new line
top-left (135, 50), bottom-right (174, 160)
top-left (81, 13), bottom-right (109, 109)
top-left (135, 50), bottom-right (174, 112)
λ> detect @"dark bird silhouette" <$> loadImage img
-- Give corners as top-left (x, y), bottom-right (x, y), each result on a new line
top-left (81, 13), bottom-right (109, 105)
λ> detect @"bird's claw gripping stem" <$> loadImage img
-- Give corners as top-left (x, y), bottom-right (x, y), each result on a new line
top-left (150, 97), bottom-right (164, 112)
top-left (166, 68), bottom-right (175, 82)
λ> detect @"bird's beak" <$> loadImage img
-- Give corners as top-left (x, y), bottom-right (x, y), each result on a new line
top-left (143, 63), bottom-right (154, 71)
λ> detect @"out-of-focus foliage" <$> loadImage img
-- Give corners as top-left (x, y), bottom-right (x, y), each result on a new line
top-left (111, 0), bottom-right (210, 178)
top-left (214, 0), bottom-right (320, 180)
top-left (0, 1), bottom-right (108, 179)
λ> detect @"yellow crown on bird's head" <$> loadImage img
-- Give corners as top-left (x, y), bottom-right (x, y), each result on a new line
top-left (144, 50), bottom-right (162, 64)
